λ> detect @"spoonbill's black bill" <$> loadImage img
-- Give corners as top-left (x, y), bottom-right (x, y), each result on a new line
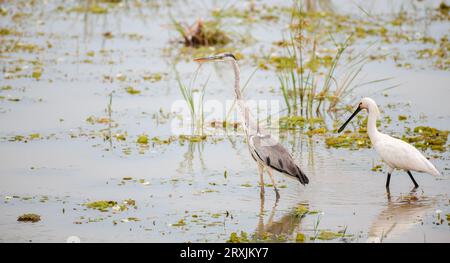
top-left (338, 104), bottom-right (362, 133)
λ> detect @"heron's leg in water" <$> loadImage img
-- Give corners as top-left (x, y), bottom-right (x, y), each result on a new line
top-left (258, 165), bottom-right (265, 198)
top-left (267, 168), bottom-right (280, 200)
top-left (256, 191), bottom-right (265, 238)
top-left (406, 171), bottom-right (419, 188)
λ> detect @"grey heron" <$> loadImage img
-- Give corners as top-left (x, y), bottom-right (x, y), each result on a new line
top-left (194, 53), bottom-right (309, 199)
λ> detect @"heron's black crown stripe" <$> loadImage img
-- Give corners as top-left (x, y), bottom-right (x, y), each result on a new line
top-left (224, 53), bottom-right (237, 60)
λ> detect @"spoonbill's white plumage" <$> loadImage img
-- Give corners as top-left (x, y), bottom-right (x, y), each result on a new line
top-left (338, 97), bottom-right (440, 188)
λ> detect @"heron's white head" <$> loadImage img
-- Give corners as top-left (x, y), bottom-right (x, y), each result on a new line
top-left (338, 97), bottom-right (380, 133)
top-left (194, 53), bottom-right (237, 63)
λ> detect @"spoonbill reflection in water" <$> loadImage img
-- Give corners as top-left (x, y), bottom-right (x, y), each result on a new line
top-left (338, 98), bottom-right (440, 189)
top-left (367, 188), bottom-right (434, 243)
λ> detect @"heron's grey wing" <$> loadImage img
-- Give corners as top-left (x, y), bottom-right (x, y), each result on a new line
top-left (250, 135), bottom-right (309, 185)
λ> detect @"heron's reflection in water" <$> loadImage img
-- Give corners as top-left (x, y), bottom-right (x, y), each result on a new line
top-left (255, 196), bottom-right (306, 241)
top-left (367, 188), bottom-right (435, 243)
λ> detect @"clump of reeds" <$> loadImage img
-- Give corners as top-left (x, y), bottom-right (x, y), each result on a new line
top-left (172, 18), bottom-right (231, 47)
top-left (174, 65), bottom-right (210, 135)
top-left (276, 0), bottom-right (371, 120)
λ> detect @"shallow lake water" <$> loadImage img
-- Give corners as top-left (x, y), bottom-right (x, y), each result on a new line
top-left (0, 0), bottom-right (449, 242)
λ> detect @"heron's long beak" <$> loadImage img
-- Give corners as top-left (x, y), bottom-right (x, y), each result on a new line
top-left (194, 55), bottom-right (222, 63)
top-left (338, 105), bottom-right (362, 133)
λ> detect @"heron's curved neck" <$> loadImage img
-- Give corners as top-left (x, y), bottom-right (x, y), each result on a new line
top-left (367, 104), bottom-right (381, 143)
top-left (230, 60), bottom-right (257, 135)
top-left (231, 60), bottom-right (243, 100)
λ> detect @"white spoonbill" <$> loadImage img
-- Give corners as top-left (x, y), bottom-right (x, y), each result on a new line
top-left (338, 97), bottom-right (441, 188)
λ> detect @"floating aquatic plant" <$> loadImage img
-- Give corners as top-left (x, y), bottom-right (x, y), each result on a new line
top-left (325, 130), bottom-right (371, 150)
top-left (125, 86), bottom-right (141, 95)
top-left (371, 164), bottom-right (383, 172)
top-left (142, 73), bottom-right (163, 82)
top-left (84, 200), bottom-right (117, 212)
top-left (402, 126), bottom-right (449, 152)
top-left (136, 134), bottom-right (149, 144)
top-left (172, 219), bottom-right (187, 227)
top-left (17, 213), bottom-right (41, 223)
top-left (294, 205), bottom-right (309, 217)
top-left (227, 231), bottom-right (250, 243)
top-left (316, 230), bottom-right (351, 241)
top-left (32, 67), bottom-right (42, 80)
top-left (295, 233), bottom-right (306, 243)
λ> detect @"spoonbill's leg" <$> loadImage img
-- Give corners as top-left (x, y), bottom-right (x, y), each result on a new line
top-left (258, 164), bottom-right (265, 198)
top-left (386, 173), bottom-right (391, 188)
top-left (267, 168), bottom-right (280, 200)
top-left (409, 186), bottom-right (418, 194)
top-left (406, 171), bottom-right (419, 188)
top-left (386, 167), bottom-right (394, 189)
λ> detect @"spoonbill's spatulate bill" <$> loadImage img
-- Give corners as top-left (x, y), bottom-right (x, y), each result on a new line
top-left (338, 97), bottom-right (440, 189)
top-left (194, 53), bottom-right (309, 199)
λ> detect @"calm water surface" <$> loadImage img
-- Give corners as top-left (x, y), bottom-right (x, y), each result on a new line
top-left (0, 0), bottom-right (449, 242)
